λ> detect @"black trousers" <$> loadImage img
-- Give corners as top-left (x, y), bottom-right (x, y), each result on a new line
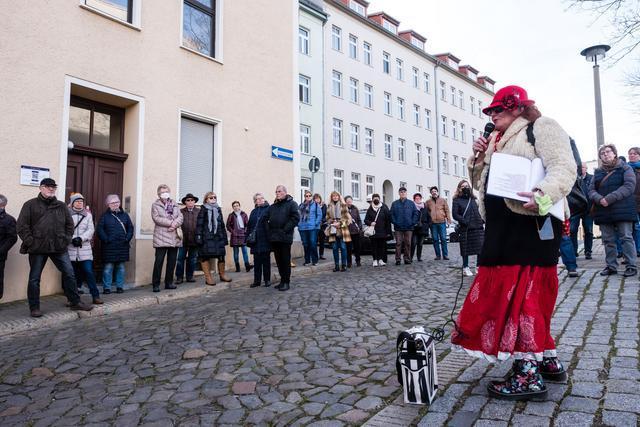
top-left (347, 234), bottom-right (361, 266)
top-left (411, 232), bottom-right (425, 260)
top-left (0, 259), bottom-right (5, 299)
top-left (371, 238), bottom-right (387, 261)
top-left (318, 229), bottom-right (326, 257)
top-left (253, 252), bottom-right (271, 284)
top-left (271, 242), bottom-right (292, 283)
top-left (28, 253), bottom-right (80, 309)
top-left (152, 247), bottom-right (178, 287)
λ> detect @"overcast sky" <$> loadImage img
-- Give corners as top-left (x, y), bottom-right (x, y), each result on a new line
top-left (370, 0), bottom-right (638, 163)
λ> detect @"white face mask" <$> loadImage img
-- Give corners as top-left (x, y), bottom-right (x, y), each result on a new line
top-left (160, 192), bottom-right (171, 200)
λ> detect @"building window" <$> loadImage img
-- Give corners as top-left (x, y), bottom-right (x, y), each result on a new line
top-left (332, 70), bottom-right (342, 97)
top-left (460, 123), bottom-right (466, 143)
top-left (350, 123), bottom-right (360, 151)
top-left (300, 124), bottom-right (310, 154)
top-left (397, 97), bottom-right (405, 120)
top-left (441, 115), bottom-right (447, 136)
top-left (384, 92), bottom-right (392, 115)
top-left (182, 0), bottom-right (217, 57)
top-left (411, 37), bottom-right (424, 50)
top-left (332, 118), bottom-right (343, 147)
top-left (299, 75), bottom-right (310, 104)
top-left (179, 116), bottom-right (215, 201)
top-left (299, 26), bottom-right (309, 55)
top-left (382, 19), bottom-right (397, 34)
top-left (440, 81), bottom-right (446, 101)
top-left (452, 120), bottom-right (458, 140)
top-left (364, 83), bottom-right (373, 109)
top-left (366, 175), bottom-right (375, 198)
top-left (398, 138), bottom-right (406, 163)
top-left (444, 190), bottom-right (450, 201)
top-left (462, 157), bottom-right (468, 177)
top-left (365, 128), bottom-right (374, 154)
top-left (85, 0), bottom-right (133, 23)
top-left (396, 58), bottom-right (404, 80)
top-left (470, 96), bottom-right (476, 115)
top-left (478, 100), bottom-right (483, 118)
top-left (459, 90), bottom-right (464, 109)
top-left (349, 0), bottom-right (366, 16)
top-left (349, 77), bottom-right (359, 104)
top-left (412, 67), bottom-right (419, 88)
top-left (69, 96), bottom-right (124, 152)
top-left (413, 104), bottom-right (420, 126)
top-left (450, 86), bottom-right (456, 105)
top-left (425, 109), bottom-right (432, 130)
top-left (453, 155), bottom-right (459, 176)
top-left (349, 34), bottom-right (358, 59)
top-left (424, 72), bottom-right (431, 93)
top-left (415, 143), bottom-right (422, 167)
top-left (400, 181), bottom-right (407, 190)
top-left (300, 177), bottom-right (311, 202)
top-left (384, 134), bottom-right (393, 159)
top-left (383, 52), bottom-right (390, 74)
top-left (363, 42), bottom-right (372, 65)
top-left (416, 184), bottom-right (423, 194)
top-left (471, 127), bottom-right (477, 142)
top-left (332, 25), bottom-right (342, 51)
top-left (426, 147), bottom-right (433, 169)
top-left (351, 172), bottom-right (361, 200)
top-left (334, 169), bottom-right (344, 194)
top-left (442, 152), bottom-right (449, 174)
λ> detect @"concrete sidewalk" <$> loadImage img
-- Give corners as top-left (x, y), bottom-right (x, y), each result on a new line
top-left (0, 258), bottom-right (334, 337)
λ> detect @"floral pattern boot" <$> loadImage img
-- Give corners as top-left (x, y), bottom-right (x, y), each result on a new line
top-left (488, 359), bottom-right (547, 400)
top-left (539, 356), bottom-right (567, 382)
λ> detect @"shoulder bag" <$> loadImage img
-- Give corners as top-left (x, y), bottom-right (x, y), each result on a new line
top-left (363, 208), bottom-right (380, 237)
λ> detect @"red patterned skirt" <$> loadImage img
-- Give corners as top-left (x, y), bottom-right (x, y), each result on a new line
top-left (451, 265), bottom-right (558, 362)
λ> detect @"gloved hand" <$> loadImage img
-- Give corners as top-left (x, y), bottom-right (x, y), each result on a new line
top-left (72, 237), bottom-right (83, 247)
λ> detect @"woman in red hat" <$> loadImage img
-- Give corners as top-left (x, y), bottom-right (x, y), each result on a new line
top-left (451, 85), bottom-right (576, 400)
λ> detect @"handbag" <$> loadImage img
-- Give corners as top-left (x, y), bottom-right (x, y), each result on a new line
top-left (567, 178), bottom-right (589, 217)
top-left (363, 208), bottom-right (381, 237)
top-left (454, 199), bottom-right (471, 233)
top-left (176, 227), bottom-right (183, 241)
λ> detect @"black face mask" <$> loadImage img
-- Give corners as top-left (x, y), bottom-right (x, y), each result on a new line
top-left (462, 188), bottom-right (471, 196)
top-left (373, 199), bottom-right (380, 205)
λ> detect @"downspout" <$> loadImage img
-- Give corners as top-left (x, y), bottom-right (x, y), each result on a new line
top-left (433, 60), bottom-right (442, 190)
top-left (320, 10), bottom-right (328, 199)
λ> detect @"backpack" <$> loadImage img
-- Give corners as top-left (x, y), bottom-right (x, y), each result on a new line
top-left (395, 326), bottom-right (438, 405)
top-left (526, 123), bottom-right (588, 217)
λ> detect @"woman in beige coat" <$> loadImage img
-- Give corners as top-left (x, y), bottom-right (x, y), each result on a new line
top-left (151, 184), bottom-right (183, 292)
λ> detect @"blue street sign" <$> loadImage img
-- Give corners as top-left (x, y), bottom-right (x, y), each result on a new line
top-left (271, 146), bottom-right (294, 161)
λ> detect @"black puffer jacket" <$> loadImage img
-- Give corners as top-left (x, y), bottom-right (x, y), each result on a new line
top-left (265, 195), bottom-right (300, 244)
top-left (17, 194), bottom-right (73, 254)
top-left (196, 205), bottom-right (228, 259)
top-left (0, 210), bottom-right (17, 261)
top-left (247, 202), bottom-right (271, 254)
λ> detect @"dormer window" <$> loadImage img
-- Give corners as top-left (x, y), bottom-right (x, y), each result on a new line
top-left (349, 0), bottom-right (366, 16)
top-left (411, 37), bottom-right (424, 50)
top-left (382, 19), bottom-right (397, 34)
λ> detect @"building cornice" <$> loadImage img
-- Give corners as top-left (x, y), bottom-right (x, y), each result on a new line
top-left (299, 0), bottom-right (328, 21)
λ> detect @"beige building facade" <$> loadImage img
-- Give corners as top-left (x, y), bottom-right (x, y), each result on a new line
top-left (0, 0), bottom-right (298, 303)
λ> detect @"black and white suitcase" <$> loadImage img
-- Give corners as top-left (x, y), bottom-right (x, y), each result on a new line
top-left (395, 326), bottom-right (438, 405)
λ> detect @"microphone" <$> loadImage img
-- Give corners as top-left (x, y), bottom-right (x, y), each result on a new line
top-left (475, 122), bottom-right (495, 159)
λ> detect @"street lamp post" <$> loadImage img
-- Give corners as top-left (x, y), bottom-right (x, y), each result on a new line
top-left (580, 44), bottom-right (610, 150)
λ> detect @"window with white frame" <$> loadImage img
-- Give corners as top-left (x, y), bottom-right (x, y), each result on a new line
top-left (182, 0), bottom-right (217, 58)
top-left (440, 81), bottom-right (446, 101)
top-left (383, 52), bottom-right (390, 74)
top-left (396, 58), bottom-right (404, 80)
top-left (364, 84), bottom-right (373, 109)
top-left (450, 86), bottom-right (456, 105)
top-left (384, 92), bottom-right (392, 115)
top-left (349, 34), bottom-right (358, 59)
top-left (300, 177), bottom-right (311, 202)
top-left (349, 0), bottom-right (366, 15)
top-left (382, 19), bottom-right (397, 34)
top-left (460, 123), bottom-right (466, 143)
top-left (462, 157), bottom-right (468, 177)
top-left (300, 124), bottom-right (310, 154)
top-left (179, 117), bottom-right (215, 201)
top-left (332, 70), bottom-right (342, 97)
top-left (332, 25), bottom-right (342, 51)
top-left (411, 37), bottom-right (424, 49)
top-left (299, 27), bottom-right (309, 55)
top-left (459, 90), bottom-right (464, 109)
top-left (452, 120), bottom-right (458, 140)
top-left (384, 134), bottom-right (393, 159)
top-left (412, 67), bottom-right (419, 88)
top-left (350, 123), bottom-right (359, 151)
top-left (416, 184), bottom-right (423, 194)
top-left (85, 0), bottom-right (136, 23)
top-left (415, 143), bottom-right (422, 167)
top-left (413, 104), bottom-right (420, 126)
top-left (441, 115), bottom-right (447, 136)
top-left (363, 42), bottom-right (372, 65)
top-left (444, 190), bottom-right (450, 201)
top-left (400, 181), bottom-right (407, 190)
top-left (426, 147), bottom-right (433, 169)
top-left (424, 72), bottom-right (431, 93)
top-left (334, 169), bottom-right (343, 193)
top-left (332, 118), bottom-right (343, 147)
top-left (398, 138), bottom-right (406, 162)
top-left (471, 127), bottom-right (477, 142)
top-left (478, 100), bottom-right (482, 117)
top-left (351, 172), bottom-right (361, 200)
top-left (364, 128), bottom-right (374, 154)
top-left (442, 152), bottom-right (449, 174)
top-left (366, 175), bottom-right (375, 197)
top-left (425, 109), bottom-right (432, 130)
top-left (349, 77), bottom-right (359, 104)
top-left (299, 74), bottom-right (310, 104)
top-left (470, 96), bottom-right (475, 114)
top-left (453, 155), bottom-right (459, 176)
top-left (397, 97), bottom-right (405, 120)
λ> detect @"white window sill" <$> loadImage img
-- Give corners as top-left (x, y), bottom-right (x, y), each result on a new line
top-left (180, 45), bottom-right (223, 65)
top-left (79, 4), bottom-right (141, 31)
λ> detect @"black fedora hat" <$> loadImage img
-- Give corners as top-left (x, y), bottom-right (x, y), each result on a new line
top-left (181, 193), bottom-right (199, 204)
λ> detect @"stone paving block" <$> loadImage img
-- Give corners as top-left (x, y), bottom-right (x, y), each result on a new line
top-left (606, 379), bottom-right (640, 394)
top-left (553, 411), bottom-right (594, 426)
top-left (602, 410), bottom-right (638, 427)
top-left (570, 382), bottom-right (604, 399)
top-left (460, 395), bottom-right (488, 413)
top-left (473, 420), bottom-right (508, 427)
top-left (481, 401), bottom-right (514, 421)
top-left (569, 369), bottom-right (599, 382)
top-left (416, 412), bottom-right (448, 427)
top-left (523, 401), bottom-right (557, 418)
top-left (603, 392), bottom-right (640, 414)
top-left (449, 410), bottom-right (478, 427)
top-left (609, 367), bottom-right (640, 380)
top-left (510, 414), bottom-right (550, 426)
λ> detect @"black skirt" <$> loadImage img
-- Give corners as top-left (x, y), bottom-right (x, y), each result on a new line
top-left (478, 194), bottom-right (561, 267)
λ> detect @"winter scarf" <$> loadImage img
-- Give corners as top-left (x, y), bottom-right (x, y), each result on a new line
top-left (163, 199), bottom-right (176, 216)
top-left (299, 201), bottom-right (311, 222)
top-left (234, 211), bottom-right (245, 229)
top-left (628, 160), bottom-right (640, 169)
top-left (203, 202), bottom-right (219, 233)
top-left (601, 157), bottom-right (620, 172)
top-left (414, 201), bottom-right (425, 210)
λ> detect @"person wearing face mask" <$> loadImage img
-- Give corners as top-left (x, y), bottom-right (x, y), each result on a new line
top-left (195, 191), bottom-right (230, 286)
top-left (226, 201), bottom-right (253, 273)
top-left (364, 193), bottom-right (392, 266)
top-left (67, 193), bottom-right (102, 304)
top-left (451, 180), bottom-right (484, 277)
top-left (151, 184), bottom-right (184, 292)
top-left (97, 194), bottom-right (134, 294)
top-left (0, 194), bottom-right (17, 300)
top-left (426, 186), bottom-right (452, 260)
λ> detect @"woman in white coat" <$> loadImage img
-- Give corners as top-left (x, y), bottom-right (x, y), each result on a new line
top-left (68, 193), bottom-right (102, 304)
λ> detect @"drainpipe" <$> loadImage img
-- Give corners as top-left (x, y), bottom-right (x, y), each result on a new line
top-left (433, 60), bottom-right (442, 190)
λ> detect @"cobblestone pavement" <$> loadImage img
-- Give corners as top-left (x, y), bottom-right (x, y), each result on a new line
top-left (0, 241), bottom-right (638, 426)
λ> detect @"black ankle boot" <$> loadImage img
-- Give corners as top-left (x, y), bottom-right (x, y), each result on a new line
top-left (264, 281), bottom-right (271, 287)
top-left (278, 282), bottom-right (290, 291)
top-left (235, 262), bottom-right (241, 272)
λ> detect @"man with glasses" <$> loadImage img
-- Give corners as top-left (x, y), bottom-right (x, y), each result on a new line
top-left (17, 178), bottom-right (93, 317)
top-left (175, 193), bottom-right (200, 284)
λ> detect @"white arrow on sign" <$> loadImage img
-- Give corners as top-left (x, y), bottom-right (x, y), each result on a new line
top-left (272, 147), bottom-right (293, 159)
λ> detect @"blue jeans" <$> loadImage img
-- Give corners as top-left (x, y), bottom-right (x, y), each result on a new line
top-left (232, 245), bottom-right (250, 265)
top-left (103, 262), bottom-right (125, 291)
top-left (570, 214), bottom-right (593, 255)
top-left (430, 223), bottom-right (448, 257)
top-left (72, 260), bottom-right (100, 299)
top-left (559, 236), bottom-right (577, 271)
top-left (28, 253), bottom-right (80, 309)
top-left (176, 246), bottom-right (198, 280)
top-left (299, 229), bottom-right (318, 264)
top-left (332, 238), bottom-right (347, 267)
top-left (633, 214), bottom-right (640, 255)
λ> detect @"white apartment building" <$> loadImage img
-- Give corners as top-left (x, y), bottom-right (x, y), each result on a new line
top-left (299, 0), bottom-right (328, 201)
top-left (323, 0), bottom-right (495, 209)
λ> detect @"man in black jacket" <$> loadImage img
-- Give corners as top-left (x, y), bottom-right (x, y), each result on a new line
top-left (16, 178), bottom-right (92, 317)
top-left (265, 185), bottom-right (300, 291)
top-left (570, 163), bottom-right (594, 259)
top-left (0, 194), bottom-right (17, 300)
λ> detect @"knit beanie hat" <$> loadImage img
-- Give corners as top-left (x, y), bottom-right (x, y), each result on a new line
top-left (69, 193), bottom-right (84, 205)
